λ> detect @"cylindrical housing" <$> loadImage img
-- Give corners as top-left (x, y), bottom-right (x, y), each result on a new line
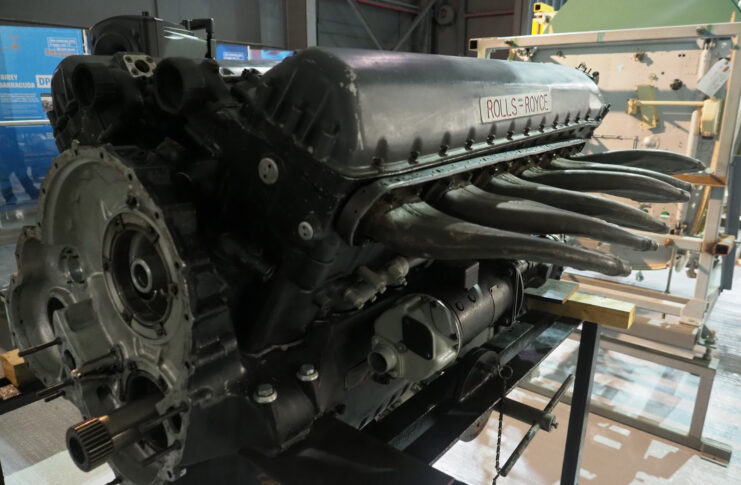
top-left (429, 270), bottom-right (514, 345)
top-left (368, 264), bottom-right (516, 381)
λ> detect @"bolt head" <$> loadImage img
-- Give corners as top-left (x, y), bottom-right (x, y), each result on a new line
top-left (253, 383), bottom-right (277, 403)
top-left (257, 157), bottom-right (279, 185)
top-left (298, 221), bottom-right (314, 240)
top-left (256, 383), bottom-right (273, 396)
top-left (297, 364), bottom-right (318, 382)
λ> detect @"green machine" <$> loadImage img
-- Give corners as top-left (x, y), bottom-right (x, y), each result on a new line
top-left (547, 0), bottom-right (740, 32)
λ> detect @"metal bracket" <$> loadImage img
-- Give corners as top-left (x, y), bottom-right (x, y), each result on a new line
top-left (627, 95), bottom-right (723, 135)
top-left (627, 84), bottom-right (659, 129)
top-left (498, 374), bottom-right (574, 477)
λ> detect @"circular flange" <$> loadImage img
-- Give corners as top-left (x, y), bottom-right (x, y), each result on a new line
top-left (100, 207), bottom-right (185, 343)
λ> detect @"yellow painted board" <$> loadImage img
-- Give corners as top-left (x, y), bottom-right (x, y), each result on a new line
top-left (528, 292), bottom-right (635, 330)
top-left (1, 349), bottom-right (37, 388)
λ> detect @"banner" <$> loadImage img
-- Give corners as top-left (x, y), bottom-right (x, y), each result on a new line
top-left (215, 41), bottom-right (292, 62)
top-left (0, 25), bottom-right (85, 209)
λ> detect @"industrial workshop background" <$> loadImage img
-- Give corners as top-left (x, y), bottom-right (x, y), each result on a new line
top-left (0, 0), bottom-right (545, 55)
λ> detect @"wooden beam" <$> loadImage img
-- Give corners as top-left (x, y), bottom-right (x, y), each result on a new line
top-left (1, 349), bottom-right (37, 388)
top-left (528, 292), bottom-right (635, 330)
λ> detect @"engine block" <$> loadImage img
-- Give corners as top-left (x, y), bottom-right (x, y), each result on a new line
top-left (5, 48), bottom-right (699, 484)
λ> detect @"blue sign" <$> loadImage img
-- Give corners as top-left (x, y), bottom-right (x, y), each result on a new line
top-left (251, 49), bottom-right (293, 61)
top-left (215, 42), bottom-right (249, 61)
top-left (215, 41), bottom-right (293, 62)
top-left (0, 25), bottom-right (85, 207)
top-left (0, 26), bottom-right (85, 121)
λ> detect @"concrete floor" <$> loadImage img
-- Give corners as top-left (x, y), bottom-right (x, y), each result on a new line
top-left (1, 249), bottom-right (740, 484)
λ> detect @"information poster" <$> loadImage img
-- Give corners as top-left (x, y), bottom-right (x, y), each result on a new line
top-left (250, 48), bottom-right (292, 61)
top-left (0, 25), bottom-right (85, 208)
top-left (215, 42), bottom-right (249, 61)
top-left (215, 41), bottom-right (292, 62)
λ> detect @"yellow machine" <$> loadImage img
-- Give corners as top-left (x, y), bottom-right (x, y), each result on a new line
top-left (531, 2), bottom-right (556, 35)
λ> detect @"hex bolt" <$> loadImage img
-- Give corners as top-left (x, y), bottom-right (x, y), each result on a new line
top-left (298, 221), bottom-right (314, 240)
top-left (253, 383), bottom-right (277, 404)
top-left (297, 364), bottom-right (318, 382)
top-left (257, 157), bottom-right (279, 184)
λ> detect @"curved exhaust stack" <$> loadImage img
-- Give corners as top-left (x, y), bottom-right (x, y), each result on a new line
top-left (362, 201), bottom-right (633, 276)
top-left (483, 172), bottom-right (671, 233)
top-left (518, 167), bottom-right (690, 202)
top-left (566, 148), bottom-right (706, 174)
top-left (548, 158), bottom-right (692, 191)
top-left (360, 148), bottom-right (704, 278)
top-left (428, 184), bottom-right (659, 251)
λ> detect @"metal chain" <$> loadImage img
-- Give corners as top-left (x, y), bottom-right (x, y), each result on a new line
top-left (492, 364), bottom-right (512, 485)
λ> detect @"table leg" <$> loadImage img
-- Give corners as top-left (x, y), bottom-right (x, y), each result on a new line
top-left (560, 321), bottom-right (601, 485)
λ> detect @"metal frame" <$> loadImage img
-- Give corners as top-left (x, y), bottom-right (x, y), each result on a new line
top-left (469, 22), bottom-right (741, 462)
top-left (722, 154), bottom-right (741, 290)
top-left (523, 328), bottom-right (732, 463)
top-left (345, 0), bottom-right (384, 49)
top-left (0, 120), bottom-right (50, 126)
top-left (344, 0), bottom-right (437, 51)
top-left (469, 23), bottom-right (741, 330)
top-left (562, 273), bottom-right (702, 350)
top-left (561, 322), bottom-right (600, 485)
top-left (472, 22), bottom-right (741, 52)
top-left (0, 377), bottom-right (46, 417)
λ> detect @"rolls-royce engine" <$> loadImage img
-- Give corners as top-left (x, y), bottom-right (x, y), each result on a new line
top-left (6, 48), bottom-right (700, 484)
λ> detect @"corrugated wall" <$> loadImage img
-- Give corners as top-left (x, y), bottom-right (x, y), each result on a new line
top-left (0, 0), bottom-right (266, 47)
top-left (433, 0), bottom-right (521, 56)
top-left (316, 0), bottom-right (421, 51)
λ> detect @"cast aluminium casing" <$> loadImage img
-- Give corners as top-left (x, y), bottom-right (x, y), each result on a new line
top-left (258, 48), bottom-right (605, 179)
